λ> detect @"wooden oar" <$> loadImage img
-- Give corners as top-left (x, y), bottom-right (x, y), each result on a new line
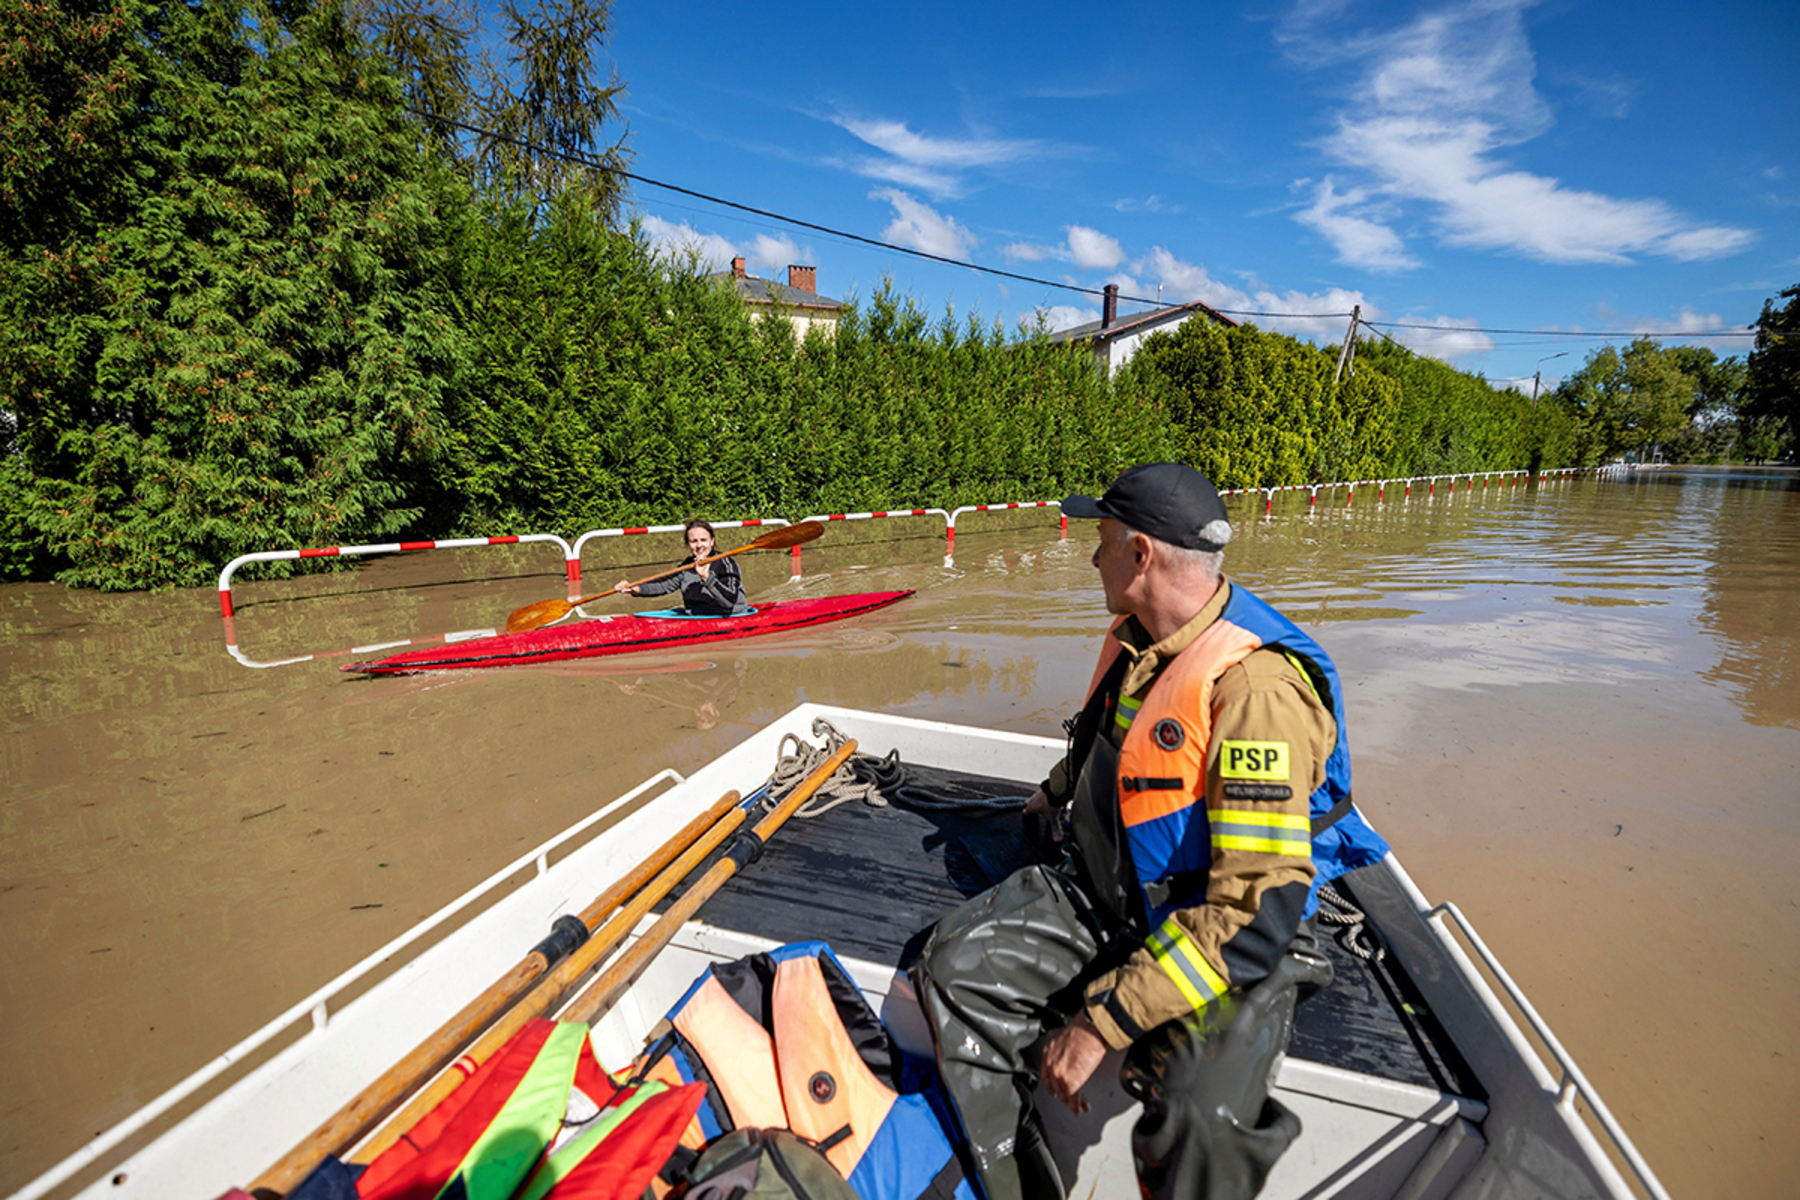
top-left (250, 789), bottom-right (745, 1197)
top-left (349, 739), bottom-right (856, 1168)
top-left (505, 522), bottom-right (826, 634)
top-left (561, 738), bottom-right (859, 1025)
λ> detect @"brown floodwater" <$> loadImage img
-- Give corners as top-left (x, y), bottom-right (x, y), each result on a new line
top-left (3, 467), bottom-right (1796, 1199)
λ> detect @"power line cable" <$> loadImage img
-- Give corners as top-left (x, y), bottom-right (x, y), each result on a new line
top-left (390, 101), bottom-right (1768, 342)
top-left (1363, 320), bottom-right (1756, 339)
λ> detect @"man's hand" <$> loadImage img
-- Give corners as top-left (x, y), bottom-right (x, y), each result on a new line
top-left (1022, 789), bottom-right (1063, 845)
top-left (1040, 1012), bottom-right (1107, 1115)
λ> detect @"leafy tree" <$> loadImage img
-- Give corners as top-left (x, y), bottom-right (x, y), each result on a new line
top-left (349, 0), bottom-right (629, 213)
top-left (1662, 346), bottom-right (1747, 463)
top-left (1742, 284), bottom-right (1799, 462)
top-left (1553, 341), bottom-right (1695, 463)
top-left (0, 0), bottom-right (472, 588)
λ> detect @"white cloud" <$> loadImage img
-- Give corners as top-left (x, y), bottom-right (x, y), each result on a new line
top-left (640, 215), bottom-right (738, 271)
top-left (849, 158), bottom-right (964, 199)
top-left (1109, 195), bottom-right (1182, 214)
top-left (1384, 314), bottom-right (1495, 359)
top-left (1283, 0), bottom-right (1755, 266)
top-left (1067, 225), bottom-right (1127, 270)
top-left (748, 233), bottom-right (808, 274)
top-left (1587, 306), bottom-right (1730, 338)
top-left (1001, 226), bottom-right (1128, 269)
top-left (638, 217), bottom-right (821, 281)
top-left (871, 189), bottom-right (978, 260)
top-left (1294, 179), bottom-right (1422, 271)
top-left (1138, 247), bottom-right (1372, 339)
top-left (1587, 307), bottom-right (1751, 355)
top-left (1659, 228), bottom-right (1759, 261)
top-left (1036, 305), bottom-right (1098, 333)
top-left (828, 114), bottom-right (1050, 200)
top-left (835, 116), bottom-right (1044, 168)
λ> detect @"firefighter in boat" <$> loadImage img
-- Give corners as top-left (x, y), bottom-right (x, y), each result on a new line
top-left (911, 462), bottom-right (1390, 1200)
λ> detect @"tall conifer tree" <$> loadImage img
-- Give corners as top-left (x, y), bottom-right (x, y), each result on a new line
top-left (0, 0), bottom-right (472, 587)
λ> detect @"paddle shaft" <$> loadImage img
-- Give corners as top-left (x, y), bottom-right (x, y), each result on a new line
top-left (250, 789), bottom-right (743, 1196)
top-left (347, 789), bottom-right (762, 1165)
top-left (561, 738), bottom-right (859, 1025)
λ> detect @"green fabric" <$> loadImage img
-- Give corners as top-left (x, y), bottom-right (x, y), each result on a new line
top-left (517, 1080), bottom-right (666, 1200)
top-left (440, 1022), bottom-right (588, 1200)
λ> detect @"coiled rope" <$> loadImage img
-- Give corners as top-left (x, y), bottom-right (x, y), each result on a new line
top-left (1317, 882), bottom-right (1385, 963)
top-left (760, 716), bottom-right (1028, 819)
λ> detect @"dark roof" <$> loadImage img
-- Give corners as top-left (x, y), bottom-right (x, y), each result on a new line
top-left (709, 272), bottom-right (848, 313)
top-left (1045, 299), bottom-right (1238, 346)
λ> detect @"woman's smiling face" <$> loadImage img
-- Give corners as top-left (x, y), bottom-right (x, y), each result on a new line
top-left (686, 526), bottom-right (715, 558)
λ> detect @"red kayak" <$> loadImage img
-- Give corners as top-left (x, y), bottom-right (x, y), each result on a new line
top-left (342, 590), bottom-right (913, 675)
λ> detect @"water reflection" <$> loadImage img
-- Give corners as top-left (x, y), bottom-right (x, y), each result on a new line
top-left (3, 475), bottom-right (1798, 1199)
top-left (1680, 469), bottom-right (1800, 730)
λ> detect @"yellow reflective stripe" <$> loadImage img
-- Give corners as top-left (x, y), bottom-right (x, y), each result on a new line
top-left (1211, 808), bottom-right (1311, 857)
top-left (1147, 917), bottom-right (1227, 1012)
top-left (1282, 651), bottom-right (1324, 706)
top-left (1114, 693), bottom-right (1142, 731)
top-left (1216, 809), bottom-right (1310, 830)
top-left (1213, 833), bottom-right (1312, 855)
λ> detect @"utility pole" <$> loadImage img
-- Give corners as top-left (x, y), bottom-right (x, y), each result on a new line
top-left (1333, 305), bottom-right (1361, 384)
top-left (1532, 351), bottom-right (1568, 403)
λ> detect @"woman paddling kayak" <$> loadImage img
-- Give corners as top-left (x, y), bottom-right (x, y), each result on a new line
top-left (614, 519), bottom-right (750, 615)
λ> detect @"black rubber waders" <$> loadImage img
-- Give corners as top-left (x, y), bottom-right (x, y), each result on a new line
top-left (1121, 944), bottom-right (1334, 1200)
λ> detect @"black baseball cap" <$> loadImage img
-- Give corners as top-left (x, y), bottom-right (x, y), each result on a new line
top-left (1062, 462), bottom-right (1230, 551)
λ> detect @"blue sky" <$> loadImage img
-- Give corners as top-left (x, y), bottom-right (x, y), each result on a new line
top-left (599, 0), bottom-right (1797, 391)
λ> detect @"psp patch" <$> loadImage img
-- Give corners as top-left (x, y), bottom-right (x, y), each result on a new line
top-left (1219, 740), bottom-right (1290, 781)
top-left (1153, 718), bottom-right (1186, 751)
top-left (1223, 781), bottom-right (1294, 802)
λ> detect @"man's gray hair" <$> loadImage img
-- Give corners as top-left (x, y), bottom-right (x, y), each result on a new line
top-left (1118, 519), bottom-right (1229, 580)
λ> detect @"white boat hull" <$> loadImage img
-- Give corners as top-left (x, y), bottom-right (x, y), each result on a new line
top-left (15, 705), bottom-right (1663, 1200)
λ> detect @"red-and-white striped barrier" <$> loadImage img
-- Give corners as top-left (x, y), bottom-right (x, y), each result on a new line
top-left (218, 469), bottom-right (1611, 663)
top-left (945, 502), bottom-right (1063, 549)
top-left (221, 616), bottom-right (501, 669)
top-left (569, 519), bottom-right (790, 587)
top-left (216, 534), bottom-right (574, 618)
top-left (794, 509), bottom-right (953, 563)
top-left (1222, 468), bottom-right (1574, 514)
top-left (798, 507), bottom-right (953, 529)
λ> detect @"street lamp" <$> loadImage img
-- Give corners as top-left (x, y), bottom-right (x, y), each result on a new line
top-left (1532, 352), bottom-right (1568, 402)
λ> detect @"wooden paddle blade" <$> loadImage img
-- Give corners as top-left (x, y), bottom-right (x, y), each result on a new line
top-left (505, 598), bottom-right (575, 634)
top-left (747, 520), bottom-right (824, 550)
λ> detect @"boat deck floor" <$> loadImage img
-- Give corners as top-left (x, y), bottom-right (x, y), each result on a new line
top-left (661, 761), bottom-right (1479, 1099)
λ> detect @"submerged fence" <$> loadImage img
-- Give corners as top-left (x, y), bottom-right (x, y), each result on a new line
top-left (216, 466), bottom-right (1614, 662)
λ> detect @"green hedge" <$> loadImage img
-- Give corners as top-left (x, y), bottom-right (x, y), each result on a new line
top-left (2, 0), bottom-right (1583, 592)
top-left (436, 194), bottom-right (1173, 538)
top-left (0, 0), bottom-right (470, 590)
top-left (1122, 317), bottom-right (1576, 488)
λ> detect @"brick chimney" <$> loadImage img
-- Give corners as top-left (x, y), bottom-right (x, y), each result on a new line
top-left (731, 256), bottom-right (747, 279)
top-left (1101, 283), bottom-right (1118, 330)
top-left (787, 265), bottom-right (817, 294)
